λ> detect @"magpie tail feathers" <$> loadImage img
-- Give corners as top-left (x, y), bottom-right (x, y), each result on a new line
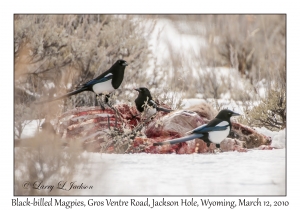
top-left (156, 106), bottom-right (173, 113)
top-left (35, 87), bottom-right (88, 104)
top-left (153, 133), bottom-right (203, 146)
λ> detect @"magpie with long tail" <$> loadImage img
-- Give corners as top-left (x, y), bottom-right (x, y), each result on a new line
top-left (153, 109), bottom-right (240, 147)
top-left (36, 60), bottom-right (128, 107)
top-left (134, 87), bottom-right (173, 117)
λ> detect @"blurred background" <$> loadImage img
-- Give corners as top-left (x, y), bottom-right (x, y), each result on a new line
top-left (14, 14), bottom-right (286, 138)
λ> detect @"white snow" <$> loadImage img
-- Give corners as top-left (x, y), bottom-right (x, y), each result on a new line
top-left (18, 119), bottom-right (44, 139)
top-left (147, 18), bottom-right (205, 65)
top-left (182, 98), bottom-right (245, 116)
top-left (272, 129), bottom-right (286, 149)
top-left (182, 98), bottom-right (206, 109)
top-left (142, 18), bottom-right (269, 101)
top-left (77, 149), bottom-right (285, 195)
top-left (254, 127), bottom-right (286, 149)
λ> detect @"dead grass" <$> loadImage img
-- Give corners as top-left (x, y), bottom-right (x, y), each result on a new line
top-left (148, 15), bottom-right (286, 101)
top-left (15, 14), bottom-right (285, 108)
top-left (14, 14), bottom-right (154, 110)
top-left (143, 15), bottom-right (286, 130)
top-left (14, 14), bottom-right (286, 136)
top-left (239, 88), bottom-right (286, 131)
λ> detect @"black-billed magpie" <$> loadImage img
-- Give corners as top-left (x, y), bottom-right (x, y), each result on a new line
top-left (134, 87), bottom-right (173, 117)
top-left (36, 60), bottom-right (128, 104)
top-left (153, 109), bottom-right (240, 147)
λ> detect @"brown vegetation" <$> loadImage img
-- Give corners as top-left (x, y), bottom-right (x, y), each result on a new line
top-left (14, 14), bottom-right (286, 134)
top-left (239, 88), bottom-right (286, 131)
top-left (14, 129), bottom-right (90, 195)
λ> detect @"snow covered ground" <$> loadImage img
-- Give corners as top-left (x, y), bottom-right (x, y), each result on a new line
top-left (77, 149), bottom-right (285, 195)
top-left (18, 117), bottom-right (286, 196)
top-left (18, 119), bottom-right (44, 139)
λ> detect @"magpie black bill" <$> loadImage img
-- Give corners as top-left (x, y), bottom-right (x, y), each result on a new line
top-left (134, 88), bottom-right (140, 92)
top-left (123, 62), bottom-right (128, 66)
top-left (232, 112), bottom-right (241, 116)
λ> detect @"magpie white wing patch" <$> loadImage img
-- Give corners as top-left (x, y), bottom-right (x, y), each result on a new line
top-left (186, 124), bottom-right (208, 134)
top-left (104, 73), bottom-right (113, 77)
top-left (215, 121), bottom-right (229, 126)
top-left (149, 100), bottom-right (155, 104)
top-left (149, 100), bottom-right (158, 108)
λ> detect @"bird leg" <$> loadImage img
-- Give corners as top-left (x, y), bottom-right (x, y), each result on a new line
top-left (104, 93), bottom-right (124, 128)
top-left (107, 115), bottom-right (111, 130)
top-left (96, 94), bottom-right (106, 110)
top-left (105, 94), bottom-right (110, 105)
top-left (106, 94), bottom-right (113, 110)
top-left (107, 104), bottom-right (123, 128)
top-left (97, 94), bottom-right (114, 111)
